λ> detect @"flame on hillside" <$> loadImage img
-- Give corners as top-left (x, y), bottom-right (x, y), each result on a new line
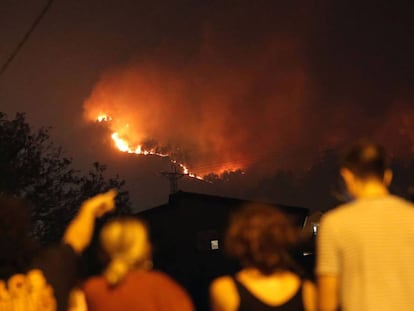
top-left (97, 115), bottom-right (112, 122)
top-left (97, 115), bottom-right (212, 180)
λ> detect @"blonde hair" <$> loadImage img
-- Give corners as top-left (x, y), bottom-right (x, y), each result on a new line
top-left (100, 218), bottom-right (151, 286)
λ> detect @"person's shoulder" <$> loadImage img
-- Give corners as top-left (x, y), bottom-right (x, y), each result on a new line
top-left (134, 270), bottom-right (176, 283)
top-left (138, 271), bottom-right (195, 310)
top-left (210, 275), bottom-right (238, 311)
top-left (84, 274), bottom-right (105, 284)
top-left (210, 275), bottom-right (235, 293)
top-left (132, 270), bottom-right (187, 292)
top-left (318, 202), bottom-right (362, 235)
top-left (387, 196), bottom-right (414, 219)
top-left (321, 202), bottom-right (355, 223)
top-left (388, 195), bottom-right (414, 208)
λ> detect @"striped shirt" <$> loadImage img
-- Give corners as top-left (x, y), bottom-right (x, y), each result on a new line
top-left (316, 195), bottom-right (414, 311)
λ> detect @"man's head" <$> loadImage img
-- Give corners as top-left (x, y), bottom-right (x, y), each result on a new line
top-left (340, 141), bottom-right (392, 198)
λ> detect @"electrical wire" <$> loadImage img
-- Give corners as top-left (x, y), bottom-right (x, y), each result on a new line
top-left (0, 0), bottom-right (56, 76)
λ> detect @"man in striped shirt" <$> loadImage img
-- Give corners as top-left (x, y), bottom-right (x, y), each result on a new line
top-left (316, 141), bottom-right (414, 311)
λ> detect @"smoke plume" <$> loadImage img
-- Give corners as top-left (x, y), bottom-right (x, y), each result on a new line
top-left (83, 1), bottom-right (414, 177)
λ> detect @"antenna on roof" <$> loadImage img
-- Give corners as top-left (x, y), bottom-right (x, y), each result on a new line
top-left (160, 164), bottom-right (186, 194)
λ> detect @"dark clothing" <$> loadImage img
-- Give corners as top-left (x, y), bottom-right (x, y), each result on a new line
top-left (233, 277), bottom-right (306, 311)
top-left (31, 243), bottom-right (79, 311)
top-left (0, 239), bottom-right (37, 280)
top-left (0, 243), bottom-right (79, 311)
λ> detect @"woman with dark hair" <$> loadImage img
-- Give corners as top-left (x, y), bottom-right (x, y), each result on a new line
top-left (210, 204), bottom-right (316, 311)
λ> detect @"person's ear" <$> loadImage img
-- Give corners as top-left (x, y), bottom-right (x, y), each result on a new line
top-left (340, 168), bottom-right (354, 186)
top-left (384, 169), bottom-right (393, 187)
top-left (341, 168), bottom-right (357, 199)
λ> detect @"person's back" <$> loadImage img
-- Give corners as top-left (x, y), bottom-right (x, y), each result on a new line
top-left (83, 217), bottom-right (195, 311)
top-left (319, 195), bottom-right (414, 311)
top-left (84, 269), bottom-right (194, 311)
top-left (213, 269), bottom-right (313, 311)
top-left (210, 204), bottom-right (316, 311)
top-left (317, 141), bottom-right (414, 311)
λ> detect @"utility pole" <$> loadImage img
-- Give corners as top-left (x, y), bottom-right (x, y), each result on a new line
top-left (160, 164), bottom-right (186, 194)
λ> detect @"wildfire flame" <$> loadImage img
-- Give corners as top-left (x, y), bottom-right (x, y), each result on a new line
top-left (111, 132), bottom-right (169, 157)
top-left (97, 115), bottom-right (112, 122)
top-left (98, 115), bottom-right (204, 180)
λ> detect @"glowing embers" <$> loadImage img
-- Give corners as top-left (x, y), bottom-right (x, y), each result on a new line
top-left (97, 115), bottom-right (112, 122)
top-left (98, 115), bottom-right (203, 180)
top-left (111, 132), bottom-right (168, 157)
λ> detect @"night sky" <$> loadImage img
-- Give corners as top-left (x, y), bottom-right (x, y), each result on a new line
top-left (1, 0), bottom-right (413, 212)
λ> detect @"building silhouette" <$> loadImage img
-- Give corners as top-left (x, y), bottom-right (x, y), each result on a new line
top-left (137, 191), bottom-right (310, 311)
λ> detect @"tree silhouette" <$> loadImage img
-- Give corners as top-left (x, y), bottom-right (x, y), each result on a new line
top-left (0, 112), bottom-right (131, 242)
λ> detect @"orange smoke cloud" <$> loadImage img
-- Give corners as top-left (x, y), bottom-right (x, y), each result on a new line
top-left (83, 49), bottom-right (414, 178)
top-left (81, 1), bottom-right (414, 179)
top-left (83, 36), bottom-right (314, 176)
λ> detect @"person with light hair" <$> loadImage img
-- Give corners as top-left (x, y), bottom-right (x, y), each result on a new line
top-left (83, 217), bottom-right (195, 311)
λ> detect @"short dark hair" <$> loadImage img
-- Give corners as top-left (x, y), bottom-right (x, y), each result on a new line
top-left (225, 204), bottom-right (301, 275)
top-left (341, 140), bottom-right (389, 180)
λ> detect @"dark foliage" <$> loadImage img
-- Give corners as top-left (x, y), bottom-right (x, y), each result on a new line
top-left (0, 112), bottom-right (131, 243)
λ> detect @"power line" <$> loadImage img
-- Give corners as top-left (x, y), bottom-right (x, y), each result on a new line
top-left (0, 0), bottom-right (56, 76)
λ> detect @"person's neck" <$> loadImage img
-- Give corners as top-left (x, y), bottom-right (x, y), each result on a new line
top-left (354, 181), bottom-right (389, 199)
top-left (241, 268), bottom-right (291, 278)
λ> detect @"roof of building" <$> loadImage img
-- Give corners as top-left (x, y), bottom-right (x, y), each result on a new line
top-left (138, 190), bottom-right (309, 226)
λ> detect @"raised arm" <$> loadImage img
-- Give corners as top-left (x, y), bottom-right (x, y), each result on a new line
top-left (63, 190), bottom-right (117, 253)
